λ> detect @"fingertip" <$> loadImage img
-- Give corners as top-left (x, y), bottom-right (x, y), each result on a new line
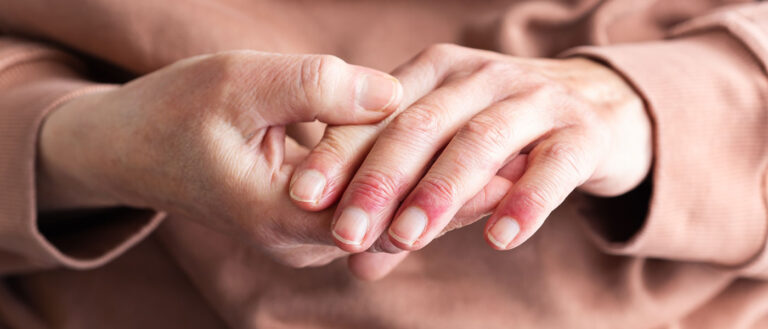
top-left (288, 157), bottom-right (345, 211)
top-left (331, 207), bottom-right (370, 252)
top-left (388, 76), bottom-right (404, 112)
top-left (387, 229), bottom-right (424, 251)
top-left (484, 216), bottom-right (521, 250)
top-left (355, 67), bottom-right (403, 110)
top-left (387, 206), bottom-right (429, 250)
top-left (289, 169), bottom-right (327, 204)
top-left (483, 233), bottom-right (509, 251)
top-left (332, 234), bottom-right (367, 253)
top-left (288, 173), bottom-right (334, 211)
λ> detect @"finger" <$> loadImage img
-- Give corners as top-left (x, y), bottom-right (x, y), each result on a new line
top-left (484, 128), bottom-right (600, 250)
top-left (259, 53), bottom-right (403, 125)
top-left (365, 154), bottom-right (528, 252)
top-left (455, 155), bottom-right (527, 220)
top-left (328, 65), bottom-right (516, 252)
top-left (386, 100), bottom-right (553, 250)
top-left (191, 52), bottom-right (403, 130)
top-left (288, 124), bottom-right (381, 207)
top-left (347, 251), bottom-right (410, 281)
top-left (288, 44), bottom-right (481, 208)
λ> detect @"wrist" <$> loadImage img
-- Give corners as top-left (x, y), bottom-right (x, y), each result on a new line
top-left (565, 57), bottom-right (653, 196)
top-left (559, 58), bottom-right (642, 109)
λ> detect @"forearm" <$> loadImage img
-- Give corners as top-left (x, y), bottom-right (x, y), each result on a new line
top-left (0, 36), bottom-right (162, 274)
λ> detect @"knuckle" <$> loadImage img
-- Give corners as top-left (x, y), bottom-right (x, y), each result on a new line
top-left (538, 142), bottom-right (587, 183)
top-left (418, 175), bottom-right (459, 206)
top-left (389, 104), bottom-right (444, 138)
top-left (475, 60), bottom-right (514, 78)
top-left (510, 185), bottom-right (550, 217)
top-left (416, 43), bottom-right (461, 68)
top-left (348, 169), bottom-right (406, 210)
top-left (422, 43), bottom-right (457, 58)
top-left (311, 134), bottom-right (352, 167)
top-left (460, 113), bottom-right (509, 152)
top-left (310, 126), bottom-right (378, 169)
top-left (300, 54), bottom-right (346, 109)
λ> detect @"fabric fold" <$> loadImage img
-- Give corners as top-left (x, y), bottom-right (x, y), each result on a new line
top-left (563, 20), bottom-right (768, 275)
top-left (0, 38), bottom-right (163, 274)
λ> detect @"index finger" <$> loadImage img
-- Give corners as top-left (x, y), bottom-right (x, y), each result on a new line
top-left (288, 45), bottom-right (476, 210)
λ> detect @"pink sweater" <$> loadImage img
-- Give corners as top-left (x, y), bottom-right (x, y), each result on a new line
top-left (0, 0), bottom-right (767, 328)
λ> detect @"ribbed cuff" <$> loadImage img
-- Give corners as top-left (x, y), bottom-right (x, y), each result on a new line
top-left (0, 40), bottom-right (163, 273)
top-left (562, 31), bottom-right (768, 269)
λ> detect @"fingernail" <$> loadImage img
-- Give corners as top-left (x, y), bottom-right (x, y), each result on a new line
top-left (289, 170), bottom-right (326, 203)
top-left (487, 216), bottom-right (520, 249)
top-left (332, 207), bottom-right (369, 246)
top-left (389, 207), bottom-right (427, 246)
top-left (356, 73), bottom-right (400, 112)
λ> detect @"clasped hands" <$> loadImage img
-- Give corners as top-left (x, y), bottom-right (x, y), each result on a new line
top-left (38, 44), bottom-right (651, 280)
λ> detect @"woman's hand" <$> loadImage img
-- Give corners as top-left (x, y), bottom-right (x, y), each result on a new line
top-left (36, 50), bottom-right (404, 268)
top-left (290, 44), bottom-right (652, 253)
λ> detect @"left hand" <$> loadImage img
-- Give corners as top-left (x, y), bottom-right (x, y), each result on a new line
top-left (37, 51), bottom-right (410, 274)
top-left (290, 44), bottom-right (652, 255)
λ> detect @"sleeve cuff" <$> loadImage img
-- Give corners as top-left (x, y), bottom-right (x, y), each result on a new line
top-left (0, 39), bottom-right (163, 273)
top-left (562, 30), bottom-right (768, 270)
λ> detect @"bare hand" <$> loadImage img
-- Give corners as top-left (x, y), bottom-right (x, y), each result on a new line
top-left (290, 44), bottom-right (651, 255)
top-left (36, 50), bottom-right (406, 269)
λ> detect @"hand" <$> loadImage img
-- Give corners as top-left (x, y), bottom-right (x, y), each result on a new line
top-left (290, 44), bottom-right (652, 253)
top-left (35, 50), bottom-right (407, 269)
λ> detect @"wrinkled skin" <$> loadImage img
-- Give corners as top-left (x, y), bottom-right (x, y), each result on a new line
top-left (36, 51), bottom-right (408, 271)
top-left (37, 44), bottom-right (651, 281)
top-left (291, 44), bottom-right (652, 275)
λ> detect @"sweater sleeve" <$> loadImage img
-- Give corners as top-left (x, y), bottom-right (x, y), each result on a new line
top-left (0, 37), bottom-right (163, 275)
top-left (562, 3), bottom-right (768, 278)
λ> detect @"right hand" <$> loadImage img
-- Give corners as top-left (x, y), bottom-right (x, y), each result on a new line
top-left (35, 50), bottom-right (406, 269)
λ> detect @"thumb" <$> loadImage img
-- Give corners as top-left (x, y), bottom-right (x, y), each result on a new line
top-left (249, 53), bottom-right (402, 126)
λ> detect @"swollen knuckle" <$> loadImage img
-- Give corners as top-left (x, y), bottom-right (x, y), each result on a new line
top-left (418, 175), bottom-right (458, 205)
top-left (300, 54), bottom-right (346, 109)
top-left (513, 185), bottom-right (551, 215)
top-left (349, 169), bottom-right (405, 209)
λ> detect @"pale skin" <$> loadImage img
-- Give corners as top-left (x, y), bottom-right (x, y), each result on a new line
top-left (37, 51), bottom-right (408, 271)
top-left (37, 44), bottom-right (652, 280)
top-left (291, 44), bottom-right (652, 276)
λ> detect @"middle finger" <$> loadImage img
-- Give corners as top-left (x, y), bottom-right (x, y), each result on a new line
top-left (329, 63), bottom-right (516, 251)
